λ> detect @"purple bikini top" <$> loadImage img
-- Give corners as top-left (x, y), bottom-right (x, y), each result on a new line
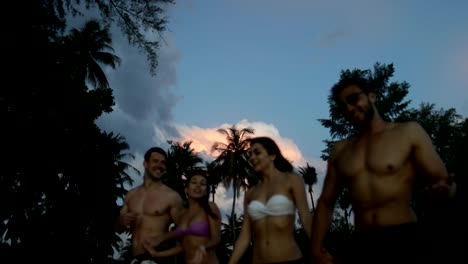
top-left (175, 220), bottom-right (210, 238)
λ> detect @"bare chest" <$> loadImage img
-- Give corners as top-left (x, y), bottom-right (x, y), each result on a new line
top-left (127, 190), bottom-right (171, 217)
top-left (336, 132), bottom-right (413, 180)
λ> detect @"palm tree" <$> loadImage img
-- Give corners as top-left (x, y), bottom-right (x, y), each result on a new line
top-left (84, 131), bottom-right (141, 262)
top-left (298, 163), bottom-right (318, 212)
top-left (219, 213), bottom-right (247, 263)
top-left (211, 125), bottom-right (254, 245)
top-left (165, 140), bottom-right (204, 195)
top-left (337, 189), bottom-right (352, 232)
top-left (102, 132), bottom-right (141, 196)
top-left (205, 161), bottom-right (223, 202)
top-left (63, 19), bottom-right (121, 89)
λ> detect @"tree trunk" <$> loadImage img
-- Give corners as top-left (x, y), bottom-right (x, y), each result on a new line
top-left (309, 186), bottom-right (315, 213)
top-left (344, 209), bottom-right (350, 233)
top-left (309, 190), bottom-right (315, 214)
top-left (231, 178), bottom-right (237, 247)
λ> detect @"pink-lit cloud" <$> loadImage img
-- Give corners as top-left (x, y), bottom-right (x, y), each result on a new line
top-left (171, 119), bottom-right (327, 215)
top-left (126, 120), bottom-right (327, 217)
top-left (174, 119), bottom-right (313, 167)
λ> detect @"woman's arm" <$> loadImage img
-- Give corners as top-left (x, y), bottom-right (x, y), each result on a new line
top-left (228, 189), bottom-right (253, 264)
top-left (143, 214), bottom-right (185, 254)
top-left (144, 243), bottom-right (183, 258)
top-left (203, 202), bottom-right (222, 250)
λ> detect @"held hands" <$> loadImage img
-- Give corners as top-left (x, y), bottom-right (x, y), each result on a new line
top-left (143, 236), bottom-right (164, 257)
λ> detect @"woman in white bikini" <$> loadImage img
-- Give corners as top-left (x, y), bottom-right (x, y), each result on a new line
top-left (228, 137), bottom-right (312, 264)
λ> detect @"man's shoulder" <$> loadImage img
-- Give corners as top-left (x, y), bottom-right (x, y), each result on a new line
top-left (334, 138), bottom-right (350, 148)
top-left (126, 185), bottom-right (142, 196)
top-left (161, 185), bottom-right (183, 203)
top-left (392, 121), bottom-right (425, 135)
top-left (329, 139), bottom-right (350, 160)
top-left (161, 184), bottom-right (180, 196)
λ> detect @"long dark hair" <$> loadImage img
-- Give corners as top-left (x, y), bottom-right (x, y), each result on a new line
top-left (185, 170), bottom-right (218, 219)
top-left (247, 137), bottom-right (293, 172)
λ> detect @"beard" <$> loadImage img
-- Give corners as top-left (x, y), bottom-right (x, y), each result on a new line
top-left (349, 99), bottom-right (375, 128)
top-left (146, 168), bottom-right (165, 181)
top-left (363, 101), bottom-right (375, 123)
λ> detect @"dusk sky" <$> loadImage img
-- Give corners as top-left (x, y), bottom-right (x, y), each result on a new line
top-left (92, 0), bottom-right (468, 214)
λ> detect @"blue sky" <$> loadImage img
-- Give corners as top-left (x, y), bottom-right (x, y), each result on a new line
top-left (167, 0), bottom-right (467, 156)
top-left (95, 0), bottom-right (467, 212)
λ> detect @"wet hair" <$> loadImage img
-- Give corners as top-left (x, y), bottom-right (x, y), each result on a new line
top-left (331, 75), bottom-right (371, 103)
top-left (247, 137), bottom-right (293, 172)
top-left (144, 147), bottom-right (167, 162)
top-left (185, 170), bottom-right (218, 220)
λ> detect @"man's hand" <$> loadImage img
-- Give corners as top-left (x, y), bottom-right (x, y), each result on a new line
top-left (424, 175), bottom-right (456, 200)
top-left (119, 212), bottom-right (138, 230)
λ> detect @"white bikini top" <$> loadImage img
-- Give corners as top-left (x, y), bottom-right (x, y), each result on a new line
top-left (247, 194), bottom-right (295, 221)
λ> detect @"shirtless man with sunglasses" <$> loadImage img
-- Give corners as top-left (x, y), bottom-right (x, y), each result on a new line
top-left (309, 77), bottom-right (456, 264)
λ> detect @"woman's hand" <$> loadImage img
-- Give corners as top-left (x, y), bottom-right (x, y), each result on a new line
top-left (143, 235), bottom-right (163, 257)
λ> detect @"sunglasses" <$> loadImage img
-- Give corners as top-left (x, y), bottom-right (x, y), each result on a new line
top-left (338, 91), bottom-right (365, 109)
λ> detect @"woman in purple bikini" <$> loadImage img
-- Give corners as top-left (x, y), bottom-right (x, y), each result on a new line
top-left (144, 171), bottom-right (221, 264)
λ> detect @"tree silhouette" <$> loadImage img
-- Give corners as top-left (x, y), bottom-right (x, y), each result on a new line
top-left (318, 63), bottom-right (411, 160)
top-left (205, 160), bottom-right (223, 202)
top-left (165, 140), bottom-right (204, 197)
top-left (211, 125), bottom-right (255, 245)
top-left (62, 19), bottom-right (121, 89)
top-left (298, 163), bottom-right (318, 212)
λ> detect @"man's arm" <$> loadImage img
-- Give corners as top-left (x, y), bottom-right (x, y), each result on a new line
top-left (114, 190), bottom-right (137, 234)
top-left (291, 172), bottom-right (312, 238)
top-left (310, 141), bottom-right (344, 261)
top-left (409, 122), bottom-right (455, 198)
top-left (169, 191), bottom-right (185, 225)
top-left (114, 204), bottom-right (128, 233)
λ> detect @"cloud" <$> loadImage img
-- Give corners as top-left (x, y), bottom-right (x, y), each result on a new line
top-left (97, 29), bottom-right (182, 154)
top-left (212, 185), bottom-right (244, 219)
top-left (172, 119), bottom-right (327, 215)
top-left (174, 119), bottom-right (316, 166)
top-left (113, 118), bottom-right (328, 220)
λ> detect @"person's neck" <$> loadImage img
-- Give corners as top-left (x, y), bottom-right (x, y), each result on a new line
top-left (260, 166), bottom-right (279, 183)
top-left (359, 113), bottom-right (387, 136)
top-left (143, 175), bottom-right (163, 190)
top-left (188, 199), bottom-right (203, 210)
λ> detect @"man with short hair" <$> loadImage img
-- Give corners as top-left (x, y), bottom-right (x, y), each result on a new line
top-left (115, 147), bottom-right (184, 264)
top-left (310, 77), bottom-right (456, 264)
